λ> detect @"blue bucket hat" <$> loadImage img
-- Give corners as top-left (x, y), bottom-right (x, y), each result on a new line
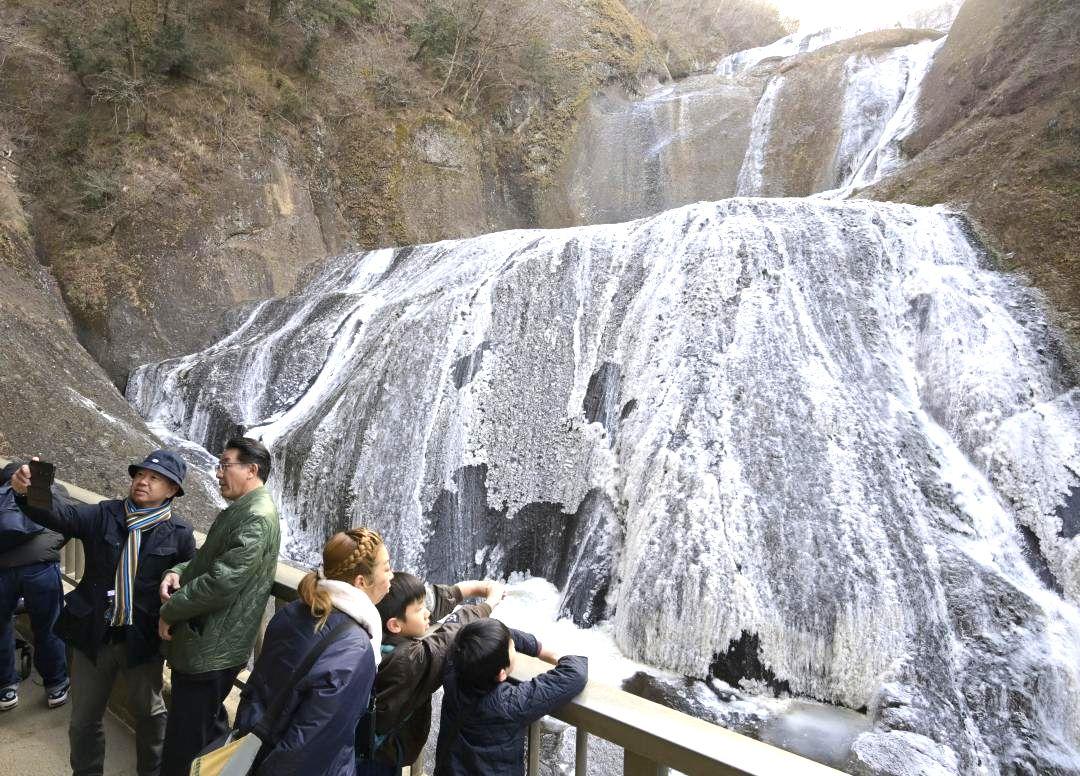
top-left (128, 449), bottom-right (186, 497)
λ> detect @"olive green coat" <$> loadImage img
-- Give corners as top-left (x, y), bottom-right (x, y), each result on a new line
top-left (160, 485), bottom-right (280, 674)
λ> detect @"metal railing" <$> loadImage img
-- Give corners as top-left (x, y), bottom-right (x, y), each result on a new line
top-left (5, 459), bottom-right (845, 776)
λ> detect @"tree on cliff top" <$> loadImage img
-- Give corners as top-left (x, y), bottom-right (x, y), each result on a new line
top-left (407, 0), bottom-right (553, 112)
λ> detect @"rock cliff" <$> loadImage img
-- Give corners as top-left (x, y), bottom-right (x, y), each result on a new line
top-left (0, 0), bottom-right (669, 486)
top-left (868, 0), bottom-right (1080, 362)
top-left (0, 133), bottom-right (220, 522)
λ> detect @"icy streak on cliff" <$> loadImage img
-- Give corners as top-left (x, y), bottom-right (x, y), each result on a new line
top-left (824, 37), bottom-right (945, 197)
top-left (560, 77), bottom-right (761, 225)
top-left (129, 199), bottom-right (1080, 772)
top-left (715, 26), bottom-right (862, 77)
top-left (734, 76), bottom-right (784, 196)
top-left (736, 37), bottom-right (942, 198)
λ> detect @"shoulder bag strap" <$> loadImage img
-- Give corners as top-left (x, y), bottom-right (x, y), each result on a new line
top-left (253, 619), bottom-right (359, 739)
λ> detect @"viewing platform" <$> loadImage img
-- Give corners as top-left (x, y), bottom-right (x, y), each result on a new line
top-left (0, 670), bottom-right (137, 776)
top-left (3, 459), bottom-right (846, 776)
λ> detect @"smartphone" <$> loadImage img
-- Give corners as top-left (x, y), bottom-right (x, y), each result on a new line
top-left (27, 460), bottom-right (55, 510)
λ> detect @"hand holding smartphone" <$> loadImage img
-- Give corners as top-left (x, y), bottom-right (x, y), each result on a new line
top-left (27, 459), bottom-right (55, 510)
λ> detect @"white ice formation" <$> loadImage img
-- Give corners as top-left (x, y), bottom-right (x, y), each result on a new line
top-left (715, 26), bottom-right (864, 78)
top-left (130, 198), bottom-right (1080, 774)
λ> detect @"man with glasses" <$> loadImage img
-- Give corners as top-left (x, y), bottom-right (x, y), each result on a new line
top-left (157, 437), bottom-right (280, 776)
top-left (7, 450), bottom-right (195, 776)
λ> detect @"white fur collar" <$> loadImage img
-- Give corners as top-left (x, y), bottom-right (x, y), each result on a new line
top-left (318, 579), bottom-right (382, 667)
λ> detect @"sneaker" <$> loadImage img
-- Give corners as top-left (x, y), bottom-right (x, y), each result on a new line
top-left (0, 686), bottom-right (16, 712)
top-left (46, 682), bottom-right (69, 709)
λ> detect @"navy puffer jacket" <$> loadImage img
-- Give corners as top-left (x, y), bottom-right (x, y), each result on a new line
top-left (235, 601), bottom-right (376, 776)
top-left (434, 629), bottom-right (588, 776)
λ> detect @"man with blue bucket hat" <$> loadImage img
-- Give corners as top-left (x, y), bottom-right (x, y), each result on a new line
top-left (8, 450), bottom-right (196, 776)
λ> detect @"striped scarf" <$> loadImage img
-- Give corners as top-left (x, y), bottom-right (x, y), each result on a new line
top-left (112, 499), bottom-right (172, 627)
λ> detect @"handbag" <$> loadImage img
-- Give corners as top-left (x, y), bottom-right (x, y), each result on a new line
top-left (189, 619), bottom-right (359, 776)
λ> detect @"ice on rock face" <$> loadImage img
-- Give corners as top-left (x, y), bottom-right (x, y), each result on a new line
top-left (825, 38), bottom-right (945, 196)
top-left (736, 37), bottom-right (943, 198)
top-left (560, 75), bottom-right (763, 225)
top-left (716, 26), bottom-right (864, 78)
top-left (129, 198), bottom-right (1080, 774)
top-left (563, 31), bottom-right (942, 221)
top-left (734, 75), bottom-right (784, 197)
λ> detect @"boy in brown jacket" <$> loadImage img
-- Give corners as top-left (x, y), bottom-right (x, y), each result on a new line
top-left (357, 573), bottom-right (504, 774)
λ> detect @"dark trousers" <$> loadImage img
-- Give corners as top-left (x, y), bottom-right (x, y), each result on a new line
top-left (159, 665), bottom-right (242, 776)
top-left (70, 644), bottom-right (166, 776)
top-left (0, 561), bottom-right (68, 689)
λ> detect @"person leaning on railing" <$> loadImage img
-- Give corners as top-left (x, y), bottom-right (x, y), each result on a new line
top-left (434, 619), bottom-right (588, 776)
top-left (8, 450), bottom-right (196, 776)
top-left (156, 437), bottom-right (281, 776)
top-left (357, 572), bottom-right (506, 775)
top-left (234, 527), bottom-right (392, 775)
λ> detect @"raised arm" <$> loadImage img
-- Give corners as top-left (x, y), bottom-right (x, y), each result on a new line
top-left (8, 462), bottom-right (105, 539)
top-left (504, 655), bottom-right (588, 725)
top-left (427, 582), bottom-right (462, 621)
top-left (509, 628), bottom-right (541, 658)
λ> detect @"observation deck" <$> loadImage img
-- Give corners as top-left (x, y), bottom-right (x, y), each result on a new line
top-left (2, 460), bottom-right (845, 776)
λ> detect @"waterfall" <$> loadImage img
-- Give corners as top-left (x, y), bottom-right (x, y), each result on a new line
top-left (734, 74), bottom-right (784, 196)
top-left (734, 35), bottom-right (943, 198)
top-left (715, 26), bottom-right (862, 78)
top-left (822, 37), bottom-right (946, 197)
top-left (558, 76), bottom-right (762, 225)
top-left (130, 198), bottom-right (1080, 773)
top-left (561, 29), bottom-right (943, 220)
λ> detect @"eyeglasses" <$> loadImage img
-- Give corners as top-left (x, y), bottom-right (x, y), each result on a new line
top-left (214, 462), bottom-right (251, 472)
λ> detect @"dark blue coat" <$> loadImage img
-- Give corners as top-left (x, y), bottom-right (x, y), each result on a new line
top-left (434, 630), bottom-right (588, 776)
top-left (16, 490), bottom-right (195, 666)
top-left (236, 600), bottom-right (376, 776)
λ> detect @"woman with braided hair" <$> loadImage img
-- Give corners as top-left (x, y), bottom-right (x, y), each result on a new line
top-left (234, 528), bottom-right (393, 776)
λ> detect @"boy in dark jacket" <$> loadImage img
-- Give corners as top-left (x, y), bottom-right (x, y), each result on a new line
top-left (358, 573), bottom-right (504, 775)
top-left (434, 619), bottom-right (587, 776)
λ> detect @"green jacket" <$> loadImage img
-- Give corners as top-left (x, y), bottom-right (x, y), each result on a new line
top-left (160, 485), bottom-right (280, 674)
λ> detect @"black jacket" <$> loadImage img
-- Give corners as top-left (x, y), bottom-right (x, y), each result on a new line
top-left (434, 630), bottom-right (587, 776)
top-left (0, 484), bottom-right (65, 569)
top-left (371, 588), bottom-right (491, 766)
top-left (16, 491), bottom-right (196, 666)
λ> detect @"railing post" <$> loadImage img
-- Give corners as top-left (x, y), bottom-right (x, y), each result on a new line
top-left (66, 538), bottom-right (85, 582)
top-left (527, 721), bottom-right (541, 775)
top-left (253, 596), bottom-right (275, 660)
top-left (575, 727), bottom-right (588, 775)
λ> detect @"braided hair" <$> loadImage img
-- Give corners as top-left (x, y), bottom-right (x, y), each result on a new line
top-left (298, 527), bottom-right (385, 631)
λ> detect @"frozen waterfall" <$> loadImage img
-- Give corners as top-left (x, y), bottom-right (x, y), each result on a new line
top-left (735, 36), bottom-right (944, 198)
top-left (560, 32), bottom-right (943, 224)
top-left (129, 198), bottom-right (1080, 774)
top-left (715, 26), bottom-right (862, 78)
